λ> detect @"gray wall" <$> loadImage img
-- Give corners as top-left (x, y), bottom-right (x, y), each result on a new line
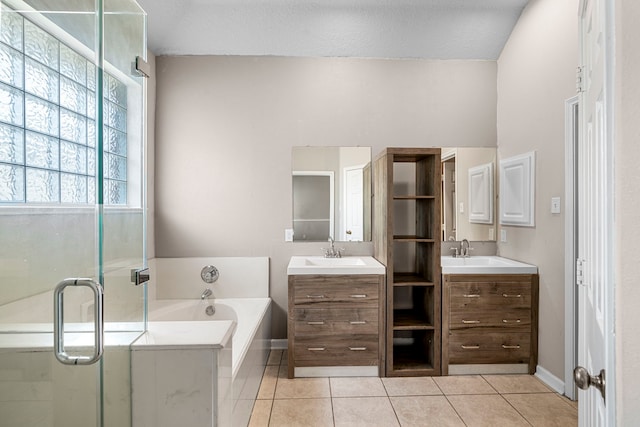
top-left (153, 56), bottom-right (497, 338)
top-left (496, 0), bottom-right (578, 380)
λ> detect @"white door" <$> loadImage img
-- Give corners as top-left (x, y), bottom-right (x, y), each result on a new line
top-left (576, 0), bottom-right (615, 425)
top-left (344, 166), bottom-right (364, 241)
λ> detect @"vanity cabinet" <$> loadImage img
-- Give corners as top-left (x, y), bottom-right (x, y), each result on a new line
top-left (287, 274), bottom-right (385, 378)
top-left (442, 274), bottom-right (539, 374)
top-left (373, 148), bottom-right (442, 377)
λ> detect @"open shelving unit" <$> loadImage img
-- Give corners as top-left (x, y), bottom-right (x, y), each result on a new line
top-left (373, 148), bottom-right (442, 377)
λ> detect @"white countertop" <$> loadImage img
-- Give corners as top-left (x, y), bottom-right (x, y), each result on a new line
top-left (441, 256), bottom-right (538, 274)
top-left (287, 256), bottom-right (386, 275)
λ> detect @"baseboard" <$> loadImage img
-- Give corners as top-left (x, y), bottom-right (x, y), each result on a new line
top-left (535, 365), bottom-right (565, 394)
top-left (270, 339), bottom-right (287, 350)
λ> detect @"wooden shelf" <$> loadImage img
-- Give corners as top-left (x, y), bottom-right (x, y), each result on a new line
top-left (393, 309), bottom-right (435, 330)
top-left (373, 147), bottom-right (442, 377)
top-left (393, 195), bottom-right (436, 200)
top-left (393, 235), bottom-right (436, 242)
top-left (393, 273), bottom-right (435, 286)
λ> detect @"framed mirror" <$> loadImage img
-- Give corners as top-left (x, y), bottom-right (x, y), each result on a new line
top-left (292, 147), bottom-right (372, 242)
top-left (441, 147), bottom-right (497, 241)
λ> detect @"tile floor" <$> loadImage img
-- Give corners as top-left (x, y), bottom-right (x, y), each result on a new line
top-left (249, 350), bottom-right (578, 427)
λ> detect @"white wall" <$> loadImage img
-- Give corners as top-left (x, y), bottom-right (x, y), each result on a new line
top-left (615, 0), bottom-right (640, 422)
top-left (153, 56), bottom-right (497, 337)
top-left (496, 0), bottom-right (579, 380)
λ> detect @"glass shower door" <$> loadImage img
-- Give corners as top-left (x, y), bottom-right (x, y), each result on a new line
top-left (0, 1), bottom-right (147, 426)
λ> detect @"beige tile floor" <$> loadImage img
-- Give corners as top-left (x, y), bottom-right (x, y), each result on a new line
top-left (249, 350), bottom-right (578, 427)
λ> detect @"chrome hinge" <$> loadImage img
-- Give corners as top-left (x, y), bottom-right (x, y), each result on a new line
top-left (576, 66), bottom-right (584, 93)
top-left (576, 258), bottom-right (585, 286)
top-left (131, 268), bottom-right (150, 286)
top-left (135, 56), bottom-right (150, 78)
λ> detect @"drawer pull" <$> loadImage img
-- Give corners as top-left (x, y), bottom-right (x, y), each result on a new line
top-left (349, 347), bottom-right (367, 351)
top-left (462, 320), bottom-right (480, 324)
top-left (463, 294), bottom-right (481, 298)
top-left (350, 294), bottom-right (368, 298)
top-left (461, 345), bottom-right (480, 350)
top-left (502, 319), bottom-right (521, 324)
top-left (306, 295), bottom-right (326, 299)
top-left (349, 321), bottom-right (367, 325)
top-left (502, 344), bottom-right (521, 349)
top-left (502, 293), bottom-right (522, 298)
top-left (307, 321), bottom-right (325, 325)
top-left (307, 347), bottom-right (326, 351)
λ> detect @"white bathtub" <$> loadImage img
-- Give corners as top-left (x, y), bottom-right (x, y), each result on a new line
top-left (147, 297), bottom-right (271, 427)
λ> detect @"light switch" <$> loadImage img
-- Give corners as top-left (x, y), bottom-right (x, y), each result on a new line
top-left (551, 197), bottom-right (561, 214)
top-left (501, 229), bottom-right (507, 242)
top-left (285, 228), bottom-right (294, 242)
top-left (459, 202), bottom-right (464, 214)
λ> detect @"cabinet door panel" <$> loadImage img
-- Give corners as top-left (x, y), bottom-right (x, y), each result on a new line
top-left (294, 308), bottom-right (378, 335)
top-left (448, 331), bottom-right (531, 364)
top-left (449, 307), bottom-right (531, 330)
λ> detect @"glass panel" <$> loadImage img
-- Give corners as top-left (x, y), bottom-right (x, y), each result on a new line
top-left (0, 5), bottom-right (23, 50)
top-left (60, 108), bottom-right (87, 144)
top-left (106, 127), bottom-right (126, 156)
top-left (26, 167), bottom-right (59, 202)
top-left (105, 152), bottom-right (126, 180)
top-left (25, 131), bottom-right (59, 169)
top-left (88, 146), bottom-right (96, 175)
top-left (25, 94), bottom-right (58, 136)
top-left (25, 57), bottom-right (59, 102)
top-left (87, 119), bottom-right (95, 146)
top-left (104, 178), bottom-right (126, 205)
top-left (60, 141), bottom-right (87, 174)
top-left (87, 90), bottom-right (96, 119)
top-left (106, 100), bottom-right (127, 132)
top-left (106, 73), bottom-right (127, 106)
top-left (60, 75), bottom-right (87, 115)
top-left (60, 44), bottom-right (87, 86)
top-left (0, 81), bottom-right (24, 126)
top-left (0, 122), bottom-right (24, 163)
top-left (61, 172), bottom-right (87, 203)
top-left (0, 42), bottom-right (23, 88)
top-left (24, 20), bottom-right (59, 70)
top-left (0, 163), bottom-right (25, 202)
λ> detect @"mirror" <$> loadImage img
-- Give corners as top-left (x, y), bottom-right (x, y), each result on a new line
top-left (441, 147), bottom-right (497, 241)
top-left (292, 147), bottom-right (372, 242)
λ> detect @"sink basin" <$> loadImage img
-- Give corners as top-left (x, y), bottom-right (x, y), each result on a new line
top-left (288, 256), bottom-right (385, 275)
top-left (441, 256), bottom-right (537, 274)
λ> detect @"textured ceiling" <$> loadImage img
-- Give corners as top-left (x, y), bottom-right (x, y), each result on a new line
top-left (137, 0), bottom-right (529, 59)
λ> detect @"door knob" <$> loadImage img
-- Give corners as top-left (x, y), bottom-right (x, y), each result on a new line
top-left (574, 366), bottom-right (605, 401)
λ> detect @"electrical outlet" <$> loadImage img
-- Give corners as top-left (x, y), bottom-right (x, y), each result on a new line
top-left (285, 228), bottom-right (294, 242)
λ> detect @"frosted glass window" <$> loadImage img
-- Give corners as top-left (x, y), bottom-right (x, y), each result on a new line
top-left (0, 9), bottom-right (129, 205)
top-left (0, 43), bottom-right (23, 88)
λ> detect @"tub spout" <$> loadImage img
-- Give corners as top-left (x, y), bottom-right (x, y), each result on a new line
top-left (201, 288), bottom-right (213, 300)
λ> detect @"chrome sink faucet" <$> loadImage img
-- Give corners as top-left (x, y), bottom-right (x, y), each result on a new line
top-left (323, 237), bottom-right (343, 258)
top-left (460, 239), bottom-right (473, 258)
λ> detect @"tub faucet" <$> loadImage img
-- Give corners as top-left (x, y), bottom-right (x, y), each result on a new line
top-left (201, 288), bottom-right (213, 300)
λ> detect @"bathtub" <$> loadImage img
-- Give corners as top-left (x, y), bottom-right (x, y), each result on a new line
top-left (147, 297), bottom-right (271, 427)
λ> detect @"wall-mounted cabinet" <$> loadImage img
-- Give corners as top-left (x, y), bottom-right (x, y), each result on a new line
top-left (373, 148), bottom-right (442, 376)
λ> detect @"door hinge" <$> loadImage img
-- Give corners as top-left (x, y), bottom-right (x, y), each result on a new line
top-left (576, 258), bottom-right (585, 286)
top-left (576, 66), bottom-right (585, 93)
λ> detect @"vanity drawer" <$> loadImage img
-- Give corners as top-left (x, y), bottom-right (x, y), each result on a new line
top-left (449, 307), bottom-right (531, 330)
top-left (448, 283), bottom-right (532, 310)
top-left (294, 308), bottom-right (378, 335)
top-left (291, 277), bottom-right (379, 307)
top-left (448, 331), bottom-right (531, 364)
top-left (294, 335), bottom-right (379, 366)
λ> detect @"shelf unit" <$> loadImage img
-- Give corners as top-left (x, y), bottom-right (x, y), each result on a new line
top-left (373, 148), bottom-right (442, 377)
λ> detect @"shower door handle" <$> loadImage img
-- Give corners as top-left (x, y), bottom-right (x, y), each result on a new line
top-left (54, 278), bottom-right (104, 365)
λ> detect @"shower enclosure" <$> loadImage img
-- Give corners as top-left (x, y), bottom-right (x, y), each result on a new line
top-left (0, 1), bottom-right (147, 426)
